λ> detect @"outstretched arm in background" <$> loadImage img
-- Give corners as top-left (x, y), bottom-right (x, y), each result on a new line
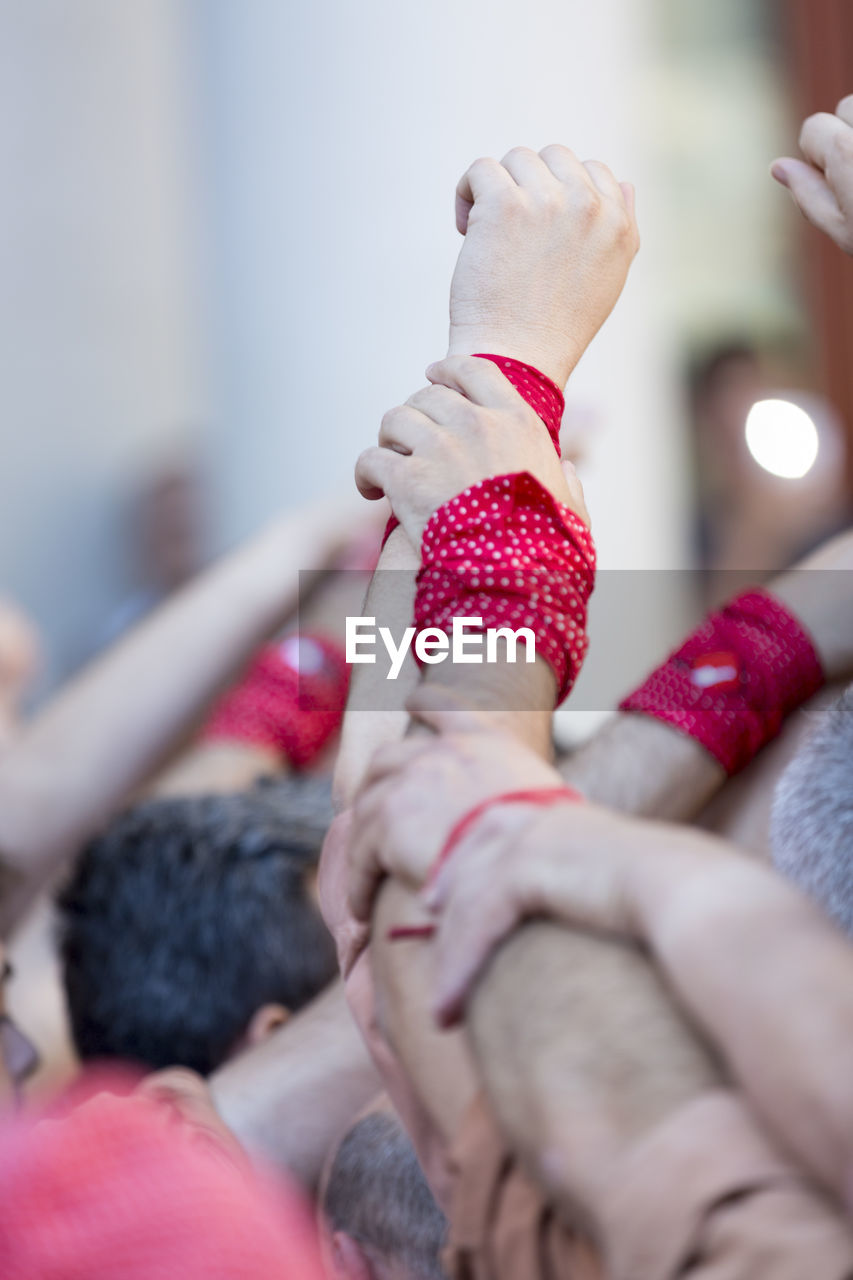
top-left (0, 501), bottom-right (359, 934)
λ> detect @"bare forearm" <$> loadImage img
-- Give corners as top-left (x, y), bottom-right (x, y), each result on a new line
top-left (559, 531), bottom-right (853, 825)
top-left (0, 511), bottom-right (342, 895)
top-left (370, 879), bottom-right (479, 1207)
top-left (559, 712), bottom-right (725, 820)
top-left (770, 528), bottom-right (853, 681)
top-left (210, 980), bottom-right (380, 1192)
top-left (630, 844), bottom-right (853, 1205)
top-left (467, 920), bottom-right (722, 1234)
top-left (333, 526), bottom-right (420, 809)
top-left (372, 880), bottom-right (478, 1146)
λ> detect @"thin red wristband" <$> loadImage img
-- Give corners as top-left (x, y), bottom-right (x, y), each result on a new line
top-left (385, 785), bottom-right (583, 945)
top-left (428, 785), bottom-right (583, 886)
top-left (384, 778), bottom-right (578, 942)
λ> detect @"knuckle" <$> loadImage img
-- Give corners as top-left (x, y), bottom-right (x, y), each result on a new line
top-left (446, 353), bottom-right (474, 376)
top-left (503, 144), bottom-right (536, 163)
top-left (831, 129), bottom-right (853, 164)
top-left (610, 204), bottom-right (635, 243)
top-left (380, 406), bottom-right (402, 433)
top-left (540, 142), bottom-right (572, 162)
top-left (575, 184), bottom-right (601, 220)
top-left (800, 111), bottom-right (831, 146)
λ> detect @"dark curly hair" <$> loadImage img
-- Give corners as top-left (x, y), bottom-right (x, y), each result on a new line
top-left (57, 778), bottom-right (337, 1075)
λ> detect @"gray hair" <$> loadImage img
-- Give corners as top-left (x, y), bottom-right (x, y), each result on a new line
top-left (770, 686), bottom-right (853, 935)
top-left (323, 1111), bottom-right (448, 1280)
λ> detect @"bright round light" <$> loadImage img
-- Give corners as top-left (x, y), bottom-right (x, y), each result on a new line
top-left (744, 398), bottom-right (819, 479)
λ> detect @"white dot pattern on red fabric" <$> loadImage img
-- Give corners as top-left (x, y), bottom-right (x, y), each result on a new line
top-left (414, 472), bottom-right (596, 706)
top-left (381, 354), bottom-right (564, 546)
top-left (473, 353), bottom-right (564, 452)
top-left (200, 637), bottom-right (350, 769)
top-left (619, 589), bottom-right (825, 775)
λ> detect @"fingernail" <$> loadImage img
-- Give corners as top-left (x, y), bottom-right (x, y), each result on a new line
top-left (770, 161), bottom-right (789, 187)
top-left (425, 362), bottom-right (438, 379)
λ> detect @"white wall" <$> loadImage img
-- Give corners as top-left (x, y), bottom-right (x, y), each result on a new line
top-left (193, 0), bottom-right (689, 573)
top-left (0, 0), bottom-right (690, 685)
top-left (0, 1), bottom-right (206, 678)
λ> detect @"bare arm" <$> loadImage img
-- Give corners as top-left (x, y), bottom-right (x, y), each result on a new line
top-left (560, 712), bottom-right (724, 819)
top-left (427, 786), bottom-right (853, 1214)
top-left (560, 529), bottom-right (853, 824)
top-left (332, 526), bottom-right (420, 810)
top-left (623, 832), bottom-right (853, 1209)
top-left (0, 504), bottom-right (353, 932)
top-left (209, 979), bottom-right (381, 1193)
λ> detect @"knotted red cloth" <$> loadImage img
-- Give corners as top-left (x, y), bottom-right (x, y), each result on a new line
top-left (201, 634), bottom-right (349, 769)
top-left (619, 588), bottom-right (825, 775)
top-left (382, 353), bottom-right (564, 546)
top-left (413, 471), bottom-right (596, 706)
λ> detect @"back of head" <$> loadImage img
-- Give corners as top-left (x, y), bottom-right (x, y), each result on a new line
top-left (771, 685), bottom-right (853, 934)
top-left (323, 1110), bottom-right (448, 1280)
top-left (58, 778), bottom-right (337, 1075)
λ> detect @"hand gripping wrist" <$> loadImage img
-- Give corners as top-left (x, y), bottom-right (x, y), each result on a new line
top-left (381, 354), bottom-right (565, 546)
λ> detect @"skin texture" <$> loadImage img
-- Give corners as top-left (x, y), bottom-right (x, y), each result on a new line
top-left (209, 980), bottom-right (380, 1193)
top-left (335, 136), bottom-right (853, 1259)
top-left (448, 145), bottom-right (639, 387)
top-left (326, 144), bottom-right (724, 1244)
top-left (428, 798), bottom-right (853, 1216)
top-left (355, 354), bottom-right (585, 547)
top-left (348, 527), bottom-right (853, 932)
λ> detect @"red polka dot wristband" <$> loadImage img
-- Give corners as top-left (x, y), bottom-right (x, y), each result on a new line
top-left (201, 634), bottom-right (350, 770)
top-left (619, 589), bottom-right (825, 775)
top-left (414, 471), bottom-right (596, 706)
top-left (475, 353), bottom-right (565, 451)
top-left (382, 353), bottom-right (565, 546)
top-left (387, 785), bottom-right (582, 943)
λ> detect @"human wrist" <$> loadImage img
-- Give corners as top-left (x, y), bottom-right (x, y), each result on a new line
top-left (769, 565), bottom-right (853, 680)
top-left (619, 588), bottom-right (824, 774)
top-left (414, 473), bottom-right (596, 707)
top-left (447, 327), bottom-right (577, 390)
top-left (636, 838), bottom-right (764, 971)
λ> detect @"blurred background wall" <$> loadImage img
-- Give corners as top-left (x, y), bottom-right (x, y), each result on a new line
top-left (0, 0), bottom-right (849, 690)
top-left (0, 1), bottom-right (207, 682)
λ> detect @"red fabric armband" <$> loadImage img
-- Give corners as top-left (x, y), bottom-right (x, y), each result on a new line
top-left (619, 589), bottom-right (825, 775)
top-left (474, 353), bottom-right (565, 452)
top-left (413, 472), bottom-right (595, 706)
top-left (381, 354), bottom-right (565, 547)
top-left (201, 634), bottom-right (350, 770)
